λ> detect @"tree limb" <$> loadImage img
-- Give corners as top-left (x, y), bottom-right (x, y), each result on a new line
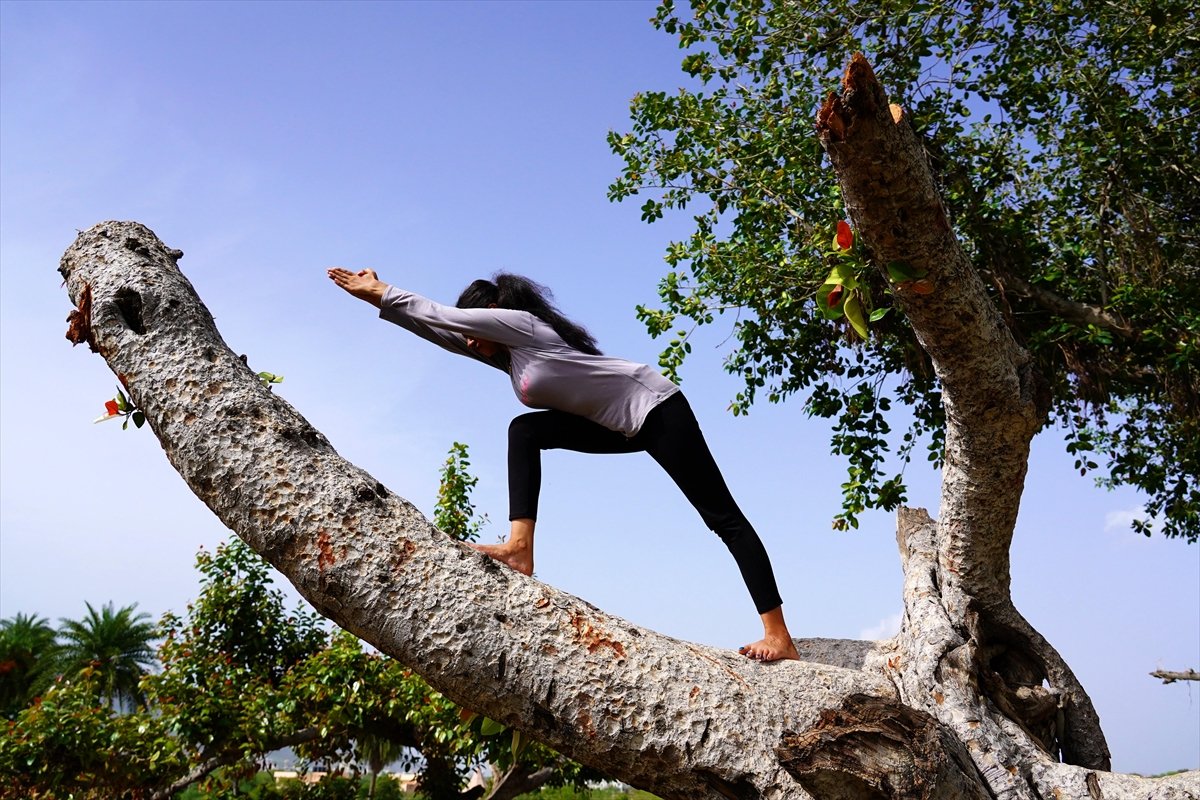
top-left (987, 269), bottom-right (1135, 339)
top-left (58, 219), bottom-right (894, 798)
top-left (1150, 669), bottom-right (1200, 685)
top-left (148, 726), bottom-right (321, 800)
top-left (482, 761), bottom-right (563, 800)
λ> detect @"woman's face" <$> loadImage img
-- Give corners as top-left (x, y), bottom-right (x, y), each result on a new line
top-left (466, 337), bottom-right (501, 358)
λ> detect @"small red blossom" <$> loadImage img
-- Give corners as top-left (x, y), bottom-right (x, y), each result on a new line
top-left (94, 400), bottom-right (121, 423)
top-left (836, 220), bottom-right (854, 250)
top-left (827, 284), bottom-right (845, 307)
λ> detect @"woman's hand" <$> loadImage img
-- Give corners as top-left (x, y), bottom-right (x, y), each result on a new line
top-left (328, 268), bottom-right (387, 308)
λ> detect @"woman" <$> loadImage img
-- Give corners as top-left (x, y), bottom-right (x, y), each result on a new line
top-left (328, 267), bottom-right (800, 662)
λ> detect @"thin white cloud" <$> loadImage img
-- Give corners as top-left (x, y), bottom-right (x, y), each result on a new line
top-left (1105, 506), bottom-right (1158, 535)
top-left (859, 611), bottom-right (902, 641)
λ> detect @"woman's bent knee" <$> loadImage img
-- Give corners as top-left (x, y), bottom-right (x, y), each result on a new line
top-left (509, 413), bottom-right (543, 442)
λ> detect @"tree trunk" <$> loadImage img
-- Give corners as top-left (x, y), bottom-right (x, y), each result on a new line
top-left (58, 57), bottom-right (1200, 800)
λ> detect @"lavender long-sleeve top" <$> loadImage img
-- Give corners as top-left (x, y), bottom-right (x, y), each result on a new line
top-left (379, 286), bottom-right (679, 437)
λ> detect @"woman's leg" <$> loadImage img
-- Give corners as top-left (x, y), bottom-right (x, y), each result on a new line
top-left (641, 393), bottom-right (799, 661)
top-left (472, 411), bottom-right (639, 575)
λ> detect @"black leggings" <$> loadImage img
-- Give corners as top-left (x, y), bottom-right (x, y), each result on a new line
top-left (507, 392), bottom-right (784, 614)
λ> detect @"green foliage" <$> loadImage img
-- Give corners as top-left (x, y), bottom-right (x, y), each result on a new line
top-left (0, 613), bottom-right (59, 718)
top-left (152, 538), bottom-right (329, 760)
top-left (54, 601), bottom-right (157, 711)
top-left (1, 449), bottom-right (600, 798)
top-left (522, 787), bottom-right (661, 799)
top-left (610, 0), bottom-right (1199, 538)
top-left (258, 371), bottom-right (285, 390)
top-left (434, 442), bottom-right (488, 542)
top-left (0, 666), bottom-right (188, 799)
top-left (177, 771), bottom-right (426, 800)
top-left (2, 533), bottom-right (598, 798)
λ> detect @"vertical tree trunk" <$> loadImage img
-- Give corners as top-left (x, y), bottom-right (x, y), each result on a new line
top-left (816, 55), bottom-right (1111, 779)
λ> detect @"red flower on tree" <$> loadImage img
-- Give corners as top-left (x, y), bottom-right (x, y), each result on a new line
top-left (835, 220), bottom-right (854, 250)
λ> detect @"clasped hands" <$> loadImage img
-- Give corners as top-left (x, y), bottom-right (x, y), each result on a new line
top-left (328, 267), bottom-right (388, 308)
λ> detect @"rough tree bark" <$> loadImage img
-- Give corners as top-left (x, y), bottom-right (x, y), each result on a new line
top-left (59, 57), bottom-right (1198, 800)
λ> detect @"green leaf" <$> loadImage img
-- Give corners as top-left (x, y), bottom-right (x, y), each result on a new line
top-left (115, 388), bottom-right (129, 412)
top-left (869, 307), bottom-right (891, 322)
top-left (834, 262), bottom-right (859, 286)
top-left (480, 716), bottom-right (505, 737)
top-left (886, 261), bottom-right (927, 282)
top-left (511, 728), bottom-right (527, 759)
top-left (132, 410), bottom-right (146, 428)
top-left (844, 295), bottom-right (869, 340)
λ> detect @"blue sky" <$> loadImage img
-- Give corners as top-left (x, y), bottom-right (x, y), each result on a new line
top-left (1, 0), bottom-right (1196, 775)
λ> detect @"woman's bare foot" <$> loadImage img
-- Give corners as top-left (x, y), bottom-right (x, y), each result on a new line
top-left (469, 518), bottom-right (535, 576)
top-left (738, 633), bottom-right (800, 662)
top-left (738, 605), bottom-right (801, 662)
top-left (469, 540), bottom-right (533, 576)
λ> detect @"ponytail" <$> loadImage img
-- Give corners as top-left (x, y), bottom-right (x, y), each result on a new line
top-left (457, 273), bottom-right (601, 355)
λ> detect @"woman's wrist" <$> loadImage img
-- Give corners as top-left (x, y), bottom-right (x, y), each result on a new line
top-left (364, 280), bottom-right (387, 308)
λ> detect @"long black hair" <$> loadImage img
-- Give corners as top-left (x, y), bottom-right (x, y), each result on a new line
top-left (457, 273), bottom-right (601, 355)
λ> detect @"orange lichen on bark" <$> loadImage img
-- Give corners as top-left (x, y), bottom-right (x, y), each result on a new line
top-left (569, 612), bottom-right (626, 658)
top-left (317, 529), bottom-right (337, 570)
top-left (393, 539), bottom-right (417, 568)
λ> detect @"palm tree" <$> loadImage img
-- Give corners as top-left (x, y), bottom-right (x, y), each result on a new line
top-left (0, 612), bottom-right (59, 717)
top-left (358, 733), bottom-right (410, 798)
top-left (56, 601), bottom-right (157, 711)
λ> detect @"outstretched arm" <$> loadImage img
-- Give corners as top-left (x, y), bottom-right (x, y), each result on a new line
top-left (327, 267), bottom-right (512, 370)
top-left (328, 267), bottom-right (387, 307)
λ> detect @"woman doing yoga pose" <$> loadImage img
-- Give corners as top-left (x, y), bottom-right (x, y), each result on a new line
top-left (328, 267), bottom-right (800, 662)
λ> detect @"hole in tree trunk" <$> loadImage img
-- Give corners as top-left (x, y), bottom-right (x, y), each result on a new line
top-left (114, 289), bottom-right (145, 334)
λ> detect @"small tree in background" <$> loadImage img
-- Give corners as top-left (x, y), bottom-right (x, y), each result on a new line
top-left (435, 441), bottom-right (489, 543)
top-left (54, 601), bottom-right (157, 712)
top-left (0, 613), bottom-right (59, 718)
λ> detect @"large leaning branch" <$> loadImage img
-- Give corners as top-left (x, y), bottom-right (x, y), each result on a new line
top-left (60, 220), bottom-right (903, 799)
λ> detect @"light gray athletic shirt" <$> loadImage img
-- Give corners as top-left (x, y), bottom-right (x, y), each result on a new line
top-left (379, 286), bottom-right (680, 437)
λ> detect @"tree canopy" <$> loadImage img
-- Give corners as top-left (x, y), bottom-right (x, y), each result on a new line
top-left (608, 0), bottom-right (1199, 538)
